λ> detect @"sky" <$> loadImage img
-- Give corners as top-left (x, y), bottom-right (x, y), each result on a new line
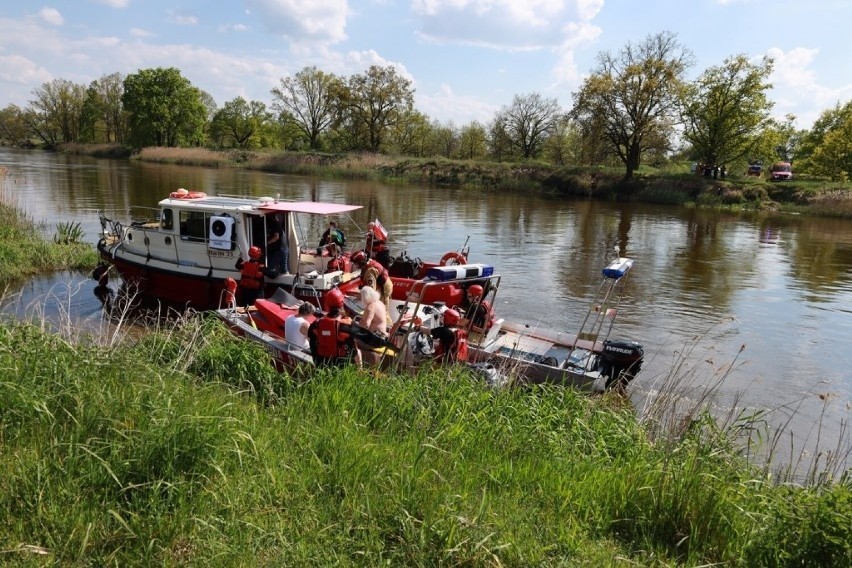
top-left (1, 0), bottom-right (851, 130)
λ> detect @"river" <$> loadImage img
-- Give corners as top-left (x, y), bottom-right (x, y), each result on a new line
top-left (2, 147), bottom-right (849, 478)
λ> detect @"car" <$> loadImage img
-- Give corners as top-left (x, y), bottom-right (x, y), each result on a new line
top-left (769, 162), bottom-right (793, 181)
top-left (747, 164), bottom-right (762, 176)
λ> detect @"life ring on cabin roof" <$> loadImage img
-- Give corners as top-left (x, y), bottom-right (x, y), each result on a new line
top-left (169, 188), bottom-right (207, 199)
top-left (439, 251), bottom-right (467, 266)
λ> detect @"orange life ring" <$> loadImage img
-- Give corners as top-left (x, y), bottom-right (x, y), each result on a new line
top-left (439, 251), bottom-right (467, 266)
top-left (170, 189), bottom-right (207, 199)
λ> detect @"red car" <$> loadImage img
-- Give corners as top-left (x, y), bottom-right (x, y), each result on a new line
top-left (769, 162), bottom-right (793, 181)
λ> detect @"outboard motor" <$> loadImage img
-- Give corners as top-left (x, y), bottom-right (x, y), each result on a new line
top-left (598, 340), bottom-right (644, 391)
top-left (388, 252), bottom-right (422, 278)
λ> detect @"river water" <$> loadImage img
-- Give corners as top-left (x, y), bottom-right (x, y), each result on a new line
top-left (2, 147), bottom-right (850, 478)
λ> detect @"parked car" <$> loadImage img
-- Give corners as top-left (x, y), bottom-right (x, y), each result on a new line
top-left (769, 162), bottom-right (793, 181)
top-left (747, 164), bottom-right (762, 177)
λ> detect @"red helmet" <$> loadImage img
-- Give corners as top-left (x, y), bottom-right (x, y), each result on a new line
top-left (467, 284), bottom-right (484, 298)
top-left (324, 288), bottom-right (345, 311)
top-left (443, 308), bottom-right (460, 326)
top-left (351, 250), bottom-right (367, 264)
top-left (248, 245), bottom-right (262, 259)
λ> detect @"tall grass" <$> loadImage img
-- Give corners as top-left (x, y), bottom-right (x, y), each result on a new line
top-left (0, 312), bottom-right (849, 566)
top-left (0, 166), bottom-right (98, 285)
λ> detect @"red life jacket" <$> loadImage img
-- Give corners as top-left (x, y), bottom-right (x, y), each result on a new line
top-left (434, 327), bottom-right (468, 362)
top-left (363, 259), bottom-right (389, 288)
top-left (240, 260), bottom-right (264, 289)
top-left (315, 316), bottom-right (352, 358)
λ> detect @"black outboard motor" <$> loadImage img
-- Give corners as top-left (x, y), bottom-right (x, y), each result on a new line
top-left (598, 340), bottom-right (644, 390)
top-left (388, 253), bottom-right (422, 278)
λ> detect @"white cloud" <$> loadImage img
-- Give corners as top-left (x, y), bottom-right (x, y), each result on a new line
top-left (0, 54), bottom-right (52, 86)
top-left (38, 8), bottom-right (64, 26)
top-left (93, 0), bottom-right (131, 7)
top-left (417, 83), bottom-right (498, 124)
top-left (245, 0), bottom-right (349, 45)
top-left (130, 28), bottom-right (154, 38)
top-left (167, 11), bottom-right (199, 26)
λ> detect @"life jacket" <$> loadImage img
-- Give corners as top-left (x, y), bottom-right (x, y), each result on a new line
top-left (315, 316), bottom-right (352, 359)
top-left (434, 327), bottom-right (468, 362)
top-left (240, 260), bottom-right (264, 289)
top-left (364, 259), bottom-right (389, 288)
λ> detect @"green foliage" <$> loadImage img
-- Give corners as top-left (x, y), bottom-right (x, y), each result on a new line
top-left (1, 318), bottom-right (849, 566)
top-left (122, 67), bottom-right (207, 148)
top-left (53, 221), bottom-right (84, 245)
top-left (681, 54), bottom-right (774, 167)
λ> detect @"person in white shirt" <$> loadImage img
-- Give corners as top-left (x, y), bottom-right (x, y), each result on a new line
top-left (284, 303), bottom-right (314, 350)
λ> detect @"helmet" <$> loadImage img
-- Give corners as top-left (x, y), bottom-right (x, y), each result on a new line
top-left (467, 284), bottom-right (484, 298)
top-left (351, 250), bottom-right (367, 265)
top-left (324, 287), bottom-right (345, 311)
top-left (248, 245), bottom-right (262, 259)
top-left (442, 308), bottom-right (460, 326)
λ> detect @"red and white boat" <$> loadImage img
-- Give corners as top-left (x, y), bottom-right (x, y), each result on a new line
top-left (95, 190), bottom-right (477, 312)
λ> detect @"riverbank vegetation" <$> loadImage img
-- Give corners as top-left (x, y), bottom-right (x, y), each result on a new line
top-left (0, 314), bottom-right (849, 566)
top-left (0, 166), bottom-right (98, 285)
top-left (3, 31), bottom-right (851, 204)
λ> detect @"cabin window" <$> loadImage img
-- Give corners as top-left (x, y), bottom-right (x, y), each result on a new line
top-left (160, 208), bottom-right (174, 230)
top-left (179, 210), bottom-right (207, 242)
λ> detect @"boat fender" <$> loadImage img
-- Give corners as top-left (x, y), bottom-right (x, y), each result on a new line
top-left (439, 251), bottom-right (467, 266)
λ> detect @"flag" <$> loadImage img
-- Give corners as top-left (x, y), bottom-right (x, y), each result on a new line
top-left (371, 218), bottom-right (388, 241)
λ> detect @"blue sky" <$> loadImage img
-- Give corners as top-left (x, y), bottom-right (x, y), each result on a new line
top-left (1, 0), bottom-right (850, 130)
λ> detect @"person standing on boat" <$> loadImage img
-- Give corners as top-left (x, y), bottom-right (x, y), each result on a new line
top-left (235, 245), bottom-right (266, 307)
top-left (284, 303), bottom-right (314, 350)
top-left (266, 214), bottom-right (286, 274)
top-left (352, 250), bottom-right (393, 323)
top-left (318, 221), bottom-right (345, 256)
top-left (420, 308), bottom-right (468, 364)
top-left (308, 288), bottom-right (359, 368)
top-left (356, 285), bottom-right (388, 366)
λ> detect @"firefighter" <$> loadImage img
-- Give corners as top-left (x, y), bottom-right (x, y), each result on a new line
top-left (234, 245), bottom-right (265, 306)
top-left (463, 284), bottom-right (494, 331)
top-left (307, 288), bottom-right (359, 368)
top-left (421, 308), bottom-right (468, 364)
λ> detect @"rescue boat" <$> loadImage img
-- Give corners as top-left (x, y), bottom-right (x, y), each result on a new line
top-left (95, 191), bottom-right (476, 312)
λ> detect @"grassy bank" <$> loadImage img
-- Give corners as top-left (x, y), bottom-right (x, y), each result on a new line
top-left (0, 166), bottom-right (99, 285)
top-left (0, 314), bottom-right (849, 566)
top-left (64, 144), bottom-right (852, 218)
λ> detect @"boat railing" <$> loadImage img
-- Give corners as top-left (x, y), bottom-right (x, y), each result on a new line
top-left (384, 270), bottom-right (502, 371)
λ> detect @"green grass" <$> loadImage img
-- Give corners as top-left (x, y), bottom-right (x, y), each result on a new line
top-left (0, 314), bottom-right (849, 566)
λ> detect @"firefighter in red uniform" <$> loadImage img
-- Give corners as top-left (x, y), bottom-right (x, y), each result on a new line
top-left (463, 284), bottom-right (493, 331)
top-left (422, 308), bottom-right (468, 364)
top-left (308, 288), bottom-right (359, 368)
top-left (234, 245), bottom-right (265, 307)
top-left (352, 250), bottom-right (393, 322)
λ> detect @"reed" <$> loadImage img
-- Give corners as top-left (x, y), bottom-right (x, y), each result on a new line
top-left (0, 310), bottom-right (848, 566)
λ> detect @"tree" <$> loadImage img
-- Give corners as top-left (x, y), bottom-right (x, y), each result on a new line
top-left (796, 101), bottom-right (852, 169)
top-left (570, 31), bottom-right (693, 180)
top-left (0, 104), bottom-right (31, 146)
top-left (387, 109), bottom-right (432, 156)
top-left (271, 66), bottom-right (343, 150)
top-left (429, 120), bottom-right (458, 159)
top-left (343, 65), bottom-right (415, 152)
top-left (542, 115), bottom-right (582, 166)
top-left (28, 78), bottom-right (87, 144)
top-left (209, 97), bottom-right (271, 149)
top-left (799, 101), bottom-right (852, 181)
top-left (496, 92), bottom-right (561, 159)
top-left (681, 54), bottom-right (774, 168)
top-left (122, 67), bottom-right (207, 148)
top-left (457, 121), bottom-right (488, 160)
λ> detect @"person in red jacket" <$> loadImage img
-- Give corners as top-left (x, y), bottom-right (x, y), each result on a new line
top-left (421, 308), bottom-right (468, 364)
top-left (463, 284), bottom-right (493, 331)
top-left (234, 245), bottom-right (265, 306)
top-left (307, 288), bottom-right (359, 368)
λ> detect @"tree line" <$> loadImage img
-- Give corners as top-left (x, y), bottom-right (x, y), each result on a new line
top-left (1, 31), bottom-right (850, 182)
